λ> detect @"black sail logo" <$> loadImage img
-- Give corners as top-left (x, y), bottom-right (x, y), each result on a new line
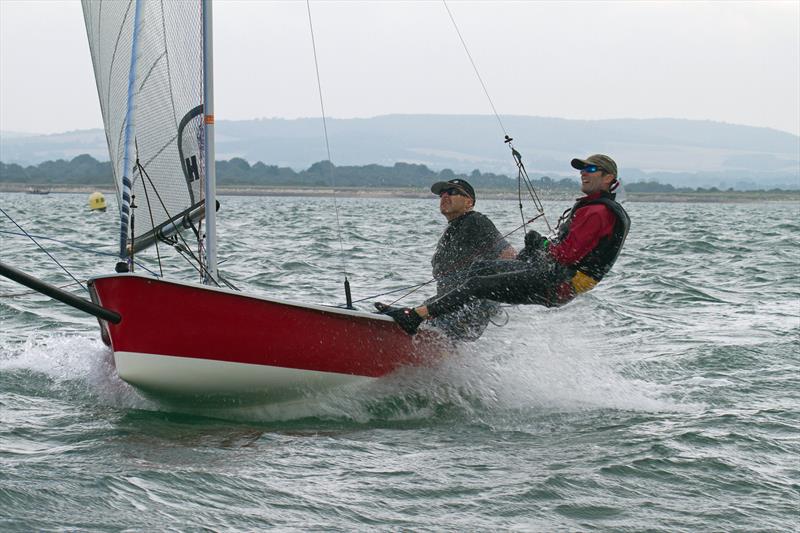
top-left (178, 104), bottom-right (205, 204)
top-left (185, 155), bottom-right (200, 182)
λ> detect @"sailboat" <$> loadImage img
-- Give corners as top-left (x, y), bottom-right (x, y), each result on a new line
top-left (78, 0), bottom-right (448, 403)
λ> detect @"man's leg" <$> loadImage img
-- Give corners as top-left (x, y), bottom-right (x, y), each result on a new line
top-left (427, 299), bottom-right (498, 341)
top-left (427, 260), bottom-right (555, 317)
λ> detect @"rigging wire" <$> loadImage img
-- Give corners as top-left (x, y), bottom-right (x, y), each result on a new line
top-left (0, 229), bottom-right (161, 277)
top-left (0, 202), bottom-right (229, 297)
top-left (0, 279), bottom-right (85, 299)
top-left (134, 160), bottom-right (229, 288)
top-left (299, 2), bottom-right (555, 310)
top-left (306, 0), bottom-right (353, 307)
top-left (442, 0), bottom-right (552, 234)
top-left (329, 1), bottom-right (557, 309)
top-left (509, 143), bottom-right (553, 234)
top-left (135, 142), bottom-right (164, 278)
top-left (140, 177), bottom-right (163, 277)
top-left (442, 0), bottom-right (507, 137)
top-left (0, 206), bottom-right (88, 293)
top-left (346, 213), bottom-right (543, 307)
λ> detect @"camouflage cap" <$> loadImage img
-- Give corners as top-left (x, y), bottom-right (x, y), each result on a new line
top-left (570, 154), bottom-right (618, 177)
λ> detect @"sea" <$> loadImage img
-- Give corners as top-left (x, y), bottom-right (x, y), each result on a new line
top-left (1, 191), bottom-right (798, 531)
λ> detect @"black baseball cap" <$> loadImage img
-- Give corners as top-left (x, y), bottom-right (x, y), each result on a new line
top-left (430, 179), bottom-right (476, 203)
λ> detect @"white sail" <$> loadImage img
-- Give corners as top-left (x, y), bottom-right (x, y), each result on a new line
top-left (82, 0), bottom-right (206, 257)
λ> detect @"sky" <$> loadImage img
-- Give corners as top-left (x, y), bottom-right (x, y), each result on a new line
top-left (1, 0), bottom-right (799, 136)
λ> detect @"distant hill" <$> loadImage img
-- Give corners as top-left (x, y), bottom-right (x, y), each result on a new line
top-left (2, 115), bottom-right (798, 189)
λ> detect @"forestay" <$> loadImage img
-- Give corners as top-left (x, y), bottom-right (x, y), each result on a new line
top-left (82, 0), bottom-right (206, 257)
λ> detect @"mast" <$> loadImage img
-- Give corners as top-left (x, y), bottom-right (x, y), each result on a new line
top-left (202, 0), bottom-right (218, 283)
top-left (118, 0), bottom-right (144, 268)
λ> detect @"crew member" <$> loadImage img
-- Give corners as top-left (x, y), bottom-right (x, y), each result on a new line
top-left (382, 154), bottom-right (630, 335)
top-left (377, 178), bottom-right (516, 340)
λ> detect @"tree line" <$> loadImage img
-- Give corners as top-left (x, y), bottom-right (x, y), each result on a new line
top-left (0, 154), bottom-right (791, 193)
top-left (0, 154), bottom-right (577, 190)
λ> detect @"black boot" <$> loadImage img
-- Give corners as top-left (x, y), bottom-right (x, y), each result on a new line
top-left (384, 307), bottom-right (423, 335)
top-left (374, 301), bottom-right (403, 314)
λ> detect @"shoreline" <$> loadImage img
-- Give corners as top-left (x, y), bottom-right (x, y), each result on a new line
top-left (1, 184), bottom-right (799, 203)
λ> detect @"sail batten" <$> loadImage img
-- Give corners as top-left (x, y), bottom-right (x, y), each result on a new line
top-left (82, 0), bottom-right (206, 258)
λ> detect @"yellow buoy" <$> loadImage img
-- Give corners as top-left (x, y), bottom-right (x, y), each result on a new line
top-left (88, 191), bottom-right (107, 212)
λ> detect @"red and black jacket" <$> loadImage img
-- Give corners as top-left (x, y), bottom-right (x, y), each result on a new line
top-left (555, 191), bottom-right (631, 283)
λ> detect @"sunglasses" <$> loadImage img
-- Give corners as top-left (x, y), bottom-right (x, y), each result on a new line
top-left (581, 164), bottom-right (605, 173)
top-left (439, 187), bottom-right (468, 197)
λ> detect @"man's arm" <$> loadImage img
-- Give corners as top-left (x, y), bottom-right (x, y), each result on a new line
top-left (469, 213), bottom-right (516, 259)
top-left (498, 244), bottom-right (517, 259)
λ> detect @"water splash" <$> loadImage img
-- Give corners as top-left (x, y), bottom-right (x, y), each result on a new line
top-left (0, 303), bottom-right (683, 425)
top-left (173, 307), bottom-right (684, 424)
top-left (0, 334), bottom-right (154, 411)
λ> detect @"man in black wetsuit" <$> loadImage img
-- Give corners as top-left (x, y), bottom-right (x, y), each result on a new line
top-left (377, 178), bottom-right (515, 340)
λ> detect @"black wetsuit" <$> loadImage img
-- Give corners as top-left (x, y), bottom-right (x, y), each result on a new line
top-left (426, 193), bottom-right (630, 317)
top-left (426, 211), bottom-right (510, 340)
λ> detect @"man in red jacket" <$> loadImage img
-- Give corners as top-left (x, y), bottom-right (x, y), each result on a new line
top-left (381, 154), bottom-right (631, 335)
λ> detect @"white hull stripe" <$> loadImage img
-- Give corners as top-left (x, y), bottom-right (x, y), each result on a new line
top-left (115, 351), bottom-right (375, 401)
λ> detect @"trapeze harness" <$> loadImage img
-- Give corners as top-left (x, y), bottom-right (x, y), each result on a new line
top-left (553, 191), bottom-right (631, 303)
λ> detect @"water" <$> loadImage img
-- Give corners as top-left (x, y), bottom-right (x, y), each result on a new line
top-left (1, 192), bottom-right (798, 531)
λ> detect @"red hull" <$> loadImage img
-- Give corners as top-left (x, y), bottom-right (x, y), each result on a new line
top-left (88, 274), bottom-right (447, 385)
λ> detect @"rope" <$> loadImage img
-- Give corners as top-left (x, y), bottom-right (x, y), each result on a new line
top-left (306, 0), bottom-right (350, 287)
top-left (0, 206), bottom-right (88, 293)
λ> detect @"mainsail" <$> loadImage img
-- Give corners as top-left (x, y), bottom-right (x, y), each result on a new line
top-left (82, 0), bottom-right (206, 257)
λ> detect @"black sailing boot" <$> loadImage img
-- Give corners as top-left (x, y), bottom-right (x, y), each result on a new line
top-left (381, 306), bottom-right (423, 335)
top-left (374, 301), bottom-right (402, 314)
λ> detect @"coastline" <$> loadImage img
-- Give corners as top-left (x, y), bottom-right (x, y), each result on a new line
top-left (1, 183), bottom-right (799, 203)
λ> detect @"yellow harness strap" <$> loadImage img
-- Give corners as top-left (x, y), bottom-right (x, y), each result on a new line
top-left (570, 271), bottom-right (599, 294)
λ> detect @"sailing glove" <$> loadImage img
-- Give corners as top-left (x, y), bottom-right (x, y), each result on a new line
top-left (524, 230), bottom-right (548, 250)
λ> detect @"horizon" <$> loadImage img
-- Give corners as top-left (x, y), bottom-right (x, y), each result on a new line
top-left (2, 112), bottom-right (799, 139)
top-left (1, 1), bottom-right (798, 137)
top-left (2, 113), bottom-right (798, 191)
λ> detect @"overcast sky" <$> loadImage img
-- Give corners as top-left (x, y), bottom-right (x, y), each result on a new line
top-left (1, 0), bottom-right (798, 136)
